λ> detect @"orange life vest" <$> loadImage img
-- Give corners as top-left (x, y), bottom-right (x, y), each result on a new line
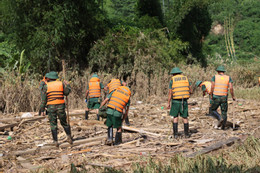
top-left (107, 86), bottom-right (131, 113)
top-left (107, 79), bottom-right (121, 93)
top-left (213, 74), bottom-right (230, 96)
top-left (46, 81), bottom-right (65, 105)
top-left (201, 81), bottom-right (211, 94)
top-left (88, 77), bottom-right (101, 98)
top-left (171, 74), bottom-right (190, 99)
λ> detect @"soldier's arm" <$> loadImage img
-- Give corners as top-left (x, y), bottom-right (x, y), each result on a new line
top-left (100, 98), bottom-right (109, 108)
top-left (167, 89), bottom-right (172, 109)
top-left (63, 81), bottom-right (71, 96)
top-left (39, 85), bottom-right (47, 113)
top-left (229, 83), bottom-right (235, 101)
top-left (210, 81), bottom-right (215, 99)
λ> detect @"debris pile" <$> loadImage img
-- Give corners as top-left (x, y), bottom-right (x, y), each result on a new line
top-left (0, 98), bottom-right (259, 172)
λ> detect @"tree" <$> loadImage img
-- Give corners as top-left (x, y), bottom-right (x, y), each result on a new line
top-left (0, 0), bottom-right (107, 73)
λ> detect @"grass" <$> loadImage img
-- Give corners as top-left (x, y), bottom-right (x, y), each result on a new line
top-left (0, 63), bottom-right (259, 113)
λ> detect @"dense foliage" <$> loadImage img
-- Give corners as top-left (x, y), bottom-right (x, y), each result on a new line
top-left (0, 0), bottom-right (259, 75)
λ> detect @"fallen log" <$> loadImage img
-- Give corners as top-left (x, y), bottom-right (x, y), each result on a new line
top-left (11, 135), bottom-right (106, 156)
top-left (185, 137), bottom-right (240, 158)
top-left (0, 116), bottom-right (45, 131)
top-left (122, 126), bottom-right (161, 137)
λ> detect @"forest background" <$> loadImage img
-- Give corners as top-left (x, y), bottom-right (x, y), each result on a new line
top-left (0, 0), bottom-right (259, 113)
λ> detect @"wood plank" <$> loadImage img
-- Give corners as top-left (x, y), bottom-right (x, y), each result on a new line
top-left (122, 126), bottom-right (161, 137)
top-left (12, 135), bottom-right (106, 156)
top-left (0, 116), bottom-right (45, 131)
top-left (185, 137), bottom-right (240, 158)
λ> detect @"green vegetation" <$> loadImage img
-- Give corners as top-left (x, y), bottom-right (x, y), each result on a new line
top-left (1, 0), bottom-right (259, 75)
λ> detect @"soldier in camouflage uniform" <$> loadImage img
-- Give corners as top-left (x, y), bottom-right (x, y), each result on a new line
top-left (210, 66), bottom-right (236, 130)
top-left (39, 71), bottom-right (72, 147)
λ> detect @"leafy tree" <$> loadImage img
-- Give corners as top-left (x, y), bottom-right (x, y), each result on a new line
top-left (165, 0), bottom-right (212, 66)
top-left (0, 0), bottom-right (107, 73)
top-left (136, 0), bottom-right (163, 25)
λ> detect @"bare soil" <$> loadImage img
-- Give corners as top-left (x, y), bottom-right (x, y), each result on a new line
top-left (0, 97), bottom-right (259, 172)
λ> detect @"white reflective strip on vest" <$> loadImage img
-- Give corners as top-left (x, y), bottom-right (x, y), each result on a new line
top-left (111, 96), bottom-right (127, 104)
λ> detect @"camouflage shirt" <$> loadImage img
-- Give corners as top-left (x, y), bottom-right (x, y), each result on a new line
top-left (40, 80), bottom-right (71, 111)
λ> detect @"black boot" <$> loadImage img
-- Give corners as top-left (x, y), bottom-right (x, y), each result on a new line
top-left (125, 116), bottom-right (130, 126)
top-left (221, 118), bottom-right (227, 130)
top-left (51, 129), bottom-right (59, 147)
top-left (64, 126), bottom-right (73, 144)
top-left (96, 114), bottom-right (100, 121)
top-left (106, 127), bottom-right (113, 145)
top-left (173, 123), bottom-right (178, 139)
top-left (184, 123), bottom-right (191, 138)
top-left (85, 111), bottom-right (89, 120)
top-left (114, 132), bottom-right (122, 145)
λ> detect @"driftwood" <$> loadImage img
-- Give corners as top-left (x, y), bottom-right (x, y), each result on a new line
top-left (185, 137), bottom-right (240, 158)
top-left (12, 135), bottom-right (106, 156)
top-left (0, 116), bottom-right (45, 131)
top-left (122, 126), bottom-right (161, 137)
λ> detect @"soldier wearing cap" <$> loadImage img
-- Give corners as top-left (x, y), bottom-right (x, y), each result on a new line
top-left (210, 65), bottom-right (236, 130)
top-left (85, 74), bottom-right (104, 120)
top-left (100, 85), bottom-right (131, 145)
top-left (195, 80), bottom-right (216, 117)
top-left (39, 71), bottom-right (72, 147)
top-left (167, 67), bottom-right (192, 139)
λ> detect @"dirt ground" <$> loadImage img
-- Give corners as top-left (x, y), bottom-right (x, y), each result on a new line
top-left (0, 97), bottom-right (259, 172)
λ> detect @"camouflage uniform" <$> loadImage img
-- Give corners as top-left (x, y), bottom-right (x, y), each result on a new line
top-left (40, 82), bottom-right (71, 130)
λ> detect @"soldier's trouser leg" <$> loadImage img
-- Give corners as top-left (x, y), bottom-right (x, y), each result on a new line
top-left (220, 99), bottom-right (228, 130)
top-left (48, 111), bottom-right (59, 146)
top-left (57, 107), bottom-right (72, 144)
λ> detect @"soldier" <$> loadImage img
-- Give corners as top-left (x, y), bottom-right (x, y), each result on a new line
top-left (100, 86), bottom-right (131, 145)
top-left (39, 75), bottom-right (48, 115)
top-left (195, 81), bottom-right (219, 118)
top-left (167, 67), bottom-right (192, 139)
top-left (210, 65), bottom-right (236, 130)
top-left (104, 78), bottom-right (130, 126)
top-left (39, 71), bottom-right (72, 147)
top-left (85, 74), bottom-right (104, 120)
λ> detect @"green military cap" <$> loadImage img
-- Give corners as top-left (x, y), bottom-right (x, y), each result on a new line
top-left (91, 74), bottom-right (99, 78)
top-left (196, 80), bottom-right (202, 87)
top-left (216, 65), bottom-right (226, 72)
top-left (45, 71), bottom-right (59, 79)
top-left (170, 67), bottom-right (183, 74)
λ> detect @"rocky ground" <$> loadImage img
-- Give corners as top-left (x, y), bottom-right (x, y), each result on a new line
top-left (0, 97), bottom-right (259, 172)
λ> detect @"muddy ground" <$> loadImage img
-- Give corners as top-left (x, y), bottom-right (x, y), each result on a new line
top-left (0, 97), bottom-right (259, 172)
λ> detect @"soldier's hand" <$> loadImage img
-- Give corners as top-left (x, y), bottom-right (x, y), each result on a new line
top-left (64, 80), bottom-right (69, 85)
top-left (167, 103), bottom-right (171, 109)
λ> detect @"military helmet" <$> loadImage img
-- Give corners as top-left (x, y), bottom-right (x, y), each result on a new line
top-left (216, 65), bottom-right (226, 72)
top-left (91, 73), bottom-right (99, 78)
top-left (170, 67), bottom-right (183, 74)
top-left (196, 80), bottom-right (202, 87)
top-left (45, 71), bottom-right (59, 79)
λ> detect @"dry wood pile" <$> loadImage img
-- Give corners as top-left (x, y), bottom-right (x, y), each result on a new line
top-left (0, 97), bottom-right (259, 172)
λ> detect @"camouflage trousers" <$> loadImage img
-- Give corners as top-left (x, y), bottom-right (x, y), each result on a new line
top-left (210, 97), bottom-right (228, 125)
top-left (47, 104), bottom-right (69, 130)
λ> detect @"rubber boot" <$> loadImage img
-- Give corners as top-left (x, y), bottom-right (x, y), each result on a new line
top-left (173, 123), bottom-right (178, 139)
top-left (85, 111), bottom-right (89, 120)
top-left (106, 127), bottom-right (113, 145)
top-left (184, 123), bottom-right (191, 138)
top-left (125, 116), bottom-right (130, 126)
top-left (96, 114), bottom-right (100, 121)
top-left (184, 123), bottom-right (190, 138)
top-left (51, 129), bottom-right (59, 147)
top-left (221, 118), bottom-right (227, 130)
top-left (114, 132), bottom-right (122, 145)
top-left (64, 126), bottom-right (73, 144)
